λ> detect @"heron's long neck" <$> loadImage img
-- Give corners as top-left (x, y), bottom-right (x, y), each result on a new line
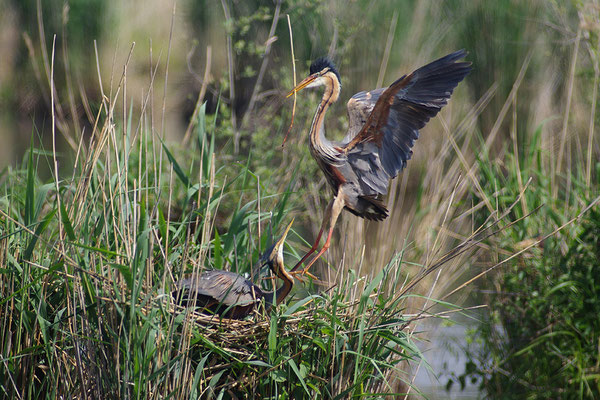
top-left (309, 75), bottom-right (341, 162)
top-left (265, 266), bottom-right (294, 307)
top-left (274, 277), bottom-right (293, 306)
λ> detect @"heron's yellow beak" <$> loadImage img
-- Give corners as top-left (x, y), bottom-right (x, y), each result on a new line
top-left (286, 75), bottom-right (318, 98)
top-left (271, 218), bottom-right (294, 269)
top-left (276, 218), bottom-right (295, 246)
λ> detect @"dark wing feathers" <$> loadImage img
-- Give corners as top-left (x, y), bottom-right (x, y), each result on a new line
top-left (344, 142), bottom-right (388, 194)
top-left (175, 270), bottom-right (262, 307)
top-left (343, 50), bottom-right (471, 195)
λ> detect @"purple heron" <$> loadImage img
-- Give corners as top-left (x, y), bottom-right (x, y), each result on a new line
top-left (287, 50), bottom-right (471, 276)
top-left (173, 220), bottom-right (295, 319)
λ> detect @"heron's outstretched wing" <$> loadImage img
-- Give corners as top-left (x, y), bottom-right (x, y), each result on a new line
top-left (175, 270), bottom-right (262, 307)
top-left (343, 87), bottom-right (386, 144)
top-left (342, 50), bottom-right (471, 195)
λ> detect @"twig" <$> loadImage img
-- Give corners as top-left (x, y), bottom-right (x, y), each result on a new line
top-left (556, 28), bottom-right (581, 177)
top-left (376, 11), bottom-right (398, 88)
top-left (49, 35), bottom-right (64, 250)
top-left (241, 0), bottom-right (282, 128)
top-left (282, 14), bottom-right (297, 148)
top-left (394, 179), bottom-right (534, 301)
top-left (183, 46), bottom-right (212, 146)
top-left (158, 2), bottom-right (176, 194)
top-left (443, 194), bottom-right (600, 300)
top-left (584, 13), bottom-right (599, 189)
top-left (221, 0), bottom-right (239, 152)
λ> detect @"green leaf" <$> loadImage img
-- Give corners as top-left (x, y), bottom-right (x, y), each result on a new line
top-left (161, 141), bottom-right (190, 187)
top-left (23, 209), bottom-right (57, 261)
top-left (244, 359), bottom-right (271, 368)
top-left (111, 263), bottom-right (133, 290)
top-left (224, 201), bottom-right (256, 254)
top-left (269, 369), bottom-right (287, 382)
top-left (34, 184), bottom-right (54, 225)
top-left (214, 230), bottom-right (223, 270)
top-left (268, 313), bottom-right (278, 364)
top-left (208, 370), bottom-right (226, 393)
top-left (288, 358), bottom-right (311, 396)
top-left (25, 140), bottom-right (35, 226)
top-left (60, 202), bottom-right (76, 241)
top-left (158, 207), bottom-right (167, 243)
top-left (283, 295), bottom-right (320, 317)
top-left (69, 242), bottom-right (122, 258)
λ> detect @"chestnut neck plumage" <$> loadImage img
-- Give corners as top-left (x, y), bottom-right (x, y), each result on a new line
top-left (265, 260), bottom-right (294, 306)
top-left (273, 276), bottom-right (293, 306)
top-left (309, 72), bottom-right (343, 165)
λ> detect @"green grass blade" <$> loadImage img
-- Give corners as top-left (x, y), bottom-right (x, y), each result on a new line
top-left (60, 202), bottom-right (76, 241)
top-left (23, 209), bottom-right (56, 260)
top-left (288, 358), bottom-right (311, 396)
top-left (161, 141), bottom-right (190, 187)
top-left (24, 141), bottom-right (35, 226)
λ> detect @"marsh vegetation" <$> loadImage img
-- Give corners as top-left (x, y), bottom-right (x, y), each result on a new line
top-left (1, 1), bottom-right (599, 398)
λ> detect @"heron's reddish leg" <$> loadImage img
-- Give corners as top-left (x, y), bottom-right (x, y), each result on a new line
top-left (289, 229), bottom-right (324, 281)
top-left (290, 198), bottom-right (333, 276)
top-left (292, 192), bottom-right (345, 277)
top-left (297, 224), bottom-right (335, 275)
top-left (290, 225), bottom-right (325, 272)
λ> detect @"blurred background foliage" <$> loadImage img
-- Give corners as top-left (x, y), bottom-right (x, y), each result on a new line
top-left (0, 0), bottom-right (584, 171)
top-left (1, 0), bottom-right (591, 261)
top-left (1, 0), bottom-right (599, 398)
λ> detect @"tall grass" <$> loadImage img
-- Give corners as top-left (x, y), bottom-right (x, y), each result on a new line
top-left (0, 37), bottom-right (475, 397)
top-left (441, 2), bottom-right (600, 396)
top-left (1, 0), bottom-right (599, 398)
top-left (450, 121), bottom-right (600, 397)
top-left (0, 67), bottom-right (492, 398)
top-left (0, 114), bottom-right (518, 397)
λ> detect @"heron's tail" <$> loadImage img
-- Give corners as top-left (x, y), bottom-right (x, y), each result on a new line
top-left (347, 195), bottom-right (389, 221)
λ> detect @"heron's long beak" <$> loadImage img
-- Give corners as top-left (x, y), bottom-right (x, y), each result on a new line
top-left (271, 218), bottom-right (295, 275)
top-left (286, 75), bottom-right (318, 98)
top-left (260, 218), bottom-right (295, 277)
top-left (275, 218), bottom-right (295, 249)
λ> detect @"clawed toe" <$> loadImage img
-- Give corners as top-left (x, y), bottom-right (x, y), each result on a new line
top-left (291, 269), bottom-right (318, 282)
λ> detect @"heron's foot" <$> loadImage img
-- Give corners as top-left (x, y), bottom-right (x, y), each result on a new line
top-left (290, 268), bottom-right (318, 282)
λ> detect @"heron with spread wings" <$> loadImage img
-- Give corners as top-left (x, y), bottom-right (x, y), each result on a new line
top-left (287, 50), bottom-right (472, 276)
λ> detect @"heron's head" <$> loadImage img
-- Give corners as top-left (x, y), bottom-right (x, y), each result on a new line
top-left (287, 57), bottom-right (341, 98)
top-left (260, 218), bottom-right (294, 275)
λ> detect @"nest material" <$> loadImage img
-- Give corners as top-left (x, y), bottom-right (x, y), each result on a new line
top-left (168, 292), bottom-right (408, 392)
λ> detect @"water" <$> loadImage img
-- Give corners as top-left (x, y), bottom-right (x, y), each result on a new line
top-left (412, 321), bottom-right (482, 399)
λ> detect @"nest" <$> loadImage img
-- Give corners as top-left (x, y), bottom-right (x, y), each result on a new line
top-left (166, 291), bottom-right (412, 395)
